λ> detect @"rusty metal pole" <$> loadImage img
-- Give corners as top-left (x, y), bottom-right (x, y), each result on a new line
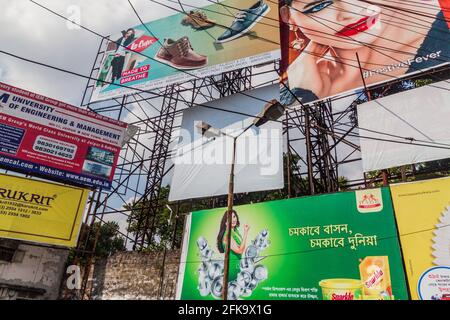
top-left (222, 137), bottom-right (237, 300)
top-left (285, 112), bottom-right (292, 198)
top-left (382, 170), bottom-right (389, 186)
top-left (356, 52), bottom-right (388, 186)
top-left (304, 107), bottom-right (315, 195)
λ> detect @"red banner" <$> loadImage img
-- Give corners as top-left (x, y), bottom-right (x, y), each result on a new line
top-left (0, 82), bottom-right (129, 189)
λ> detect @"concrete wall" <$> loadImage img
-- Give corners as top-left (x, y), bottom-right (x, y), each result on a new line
top-left (0, 240), bottom-right (68, 300)
top-left (91, 250), bottom-right (181, 300)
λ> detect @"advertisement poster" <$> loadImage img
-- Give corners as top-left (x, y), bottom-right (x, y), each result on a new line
top-left (177, 188), bottom-right (409, 300)
top-left (391, 177), bottom-right (450, 300)
top-left (0, 82), bottom-right (130, 189)
top-left (279, 0), bottom-right (450, 105)
top-left (91, 0), bottom-right (280, 102)
top-left (0, 173), bottom-right (89, 247)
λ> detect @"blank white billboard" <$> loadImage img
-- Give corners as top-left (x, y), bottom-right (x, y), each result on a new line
top-left (358, 80), bottom-right (450, 172)
top-left (169, 85), bottom-right (283, 202)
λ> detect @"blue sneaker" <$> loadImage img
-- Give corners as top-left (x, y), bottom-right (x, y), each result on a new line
top-left (216, 0), bottom-right (270, 43)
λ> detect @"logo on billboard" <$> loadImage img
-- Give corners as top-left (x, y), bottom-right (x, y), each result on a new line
top-left (128, 35), bottom-right (158, 53)
top-left (364, 265), bottom-right (384, 289)
top-left (0, 93), bottom-right (10, 104)
top-left (356, 189), bottom-right (383, 213)
top-left (0, 187), bottom-right (56, 206)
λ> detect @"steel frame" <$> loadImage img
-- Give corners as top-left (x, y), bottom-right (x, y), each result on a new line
top-left (74, 37), bottom-right (450, 299)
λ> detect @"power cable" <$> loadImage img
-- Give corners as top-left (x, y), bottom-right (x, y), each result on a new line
top-left (29, 0), bottom-right (450, 99)
top-left (168, 0), bottom-right (447, 59)
top-left (3, 49), bottom-right (450, 154)
top-left (145, 214), bottom-right (450, 266)
top-left (283, 0), bottom-right (450, 39)
top-left (4, 2), bottom-right (449, 159)
top-left (146, 0), bottom-right (450, 93)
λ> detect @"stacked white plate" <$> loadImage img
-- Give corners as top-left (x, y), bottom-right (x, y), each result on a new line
top-left (432, 205), bottom-right (450, 266)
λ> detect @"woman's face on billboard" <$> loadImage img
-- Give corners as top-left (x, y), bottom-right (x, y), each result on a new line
top-left (288, 0), bottom-right (393, 50)
top-left (231, 212), bottom-right (238, 228)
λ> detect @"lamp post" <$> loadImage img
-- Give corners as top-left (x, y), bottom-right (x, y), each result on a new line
top-left (196, 99), bottom-right (285, 300)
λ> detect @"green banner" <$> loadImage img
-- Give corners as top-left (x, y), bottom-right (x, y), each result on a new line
top-left (177, 188), bottom-right (409, 300)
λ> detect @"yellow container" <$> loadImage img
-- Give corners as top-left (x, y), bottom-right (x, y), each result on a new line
top-left (319, 279), bottom-right (363, 300)
top-left (363, 294), bottom-right (393, 300)
top-left (359, 256), bottom-right (393, 299)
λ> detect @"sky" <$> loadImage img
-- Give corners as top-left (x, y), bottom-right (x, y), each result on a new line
top-left (0, 0), bottom-right (230, 242)
top-left (0, 0), bottom-right (364, 246)
top-left (0, 0), bottom-right (216, 105)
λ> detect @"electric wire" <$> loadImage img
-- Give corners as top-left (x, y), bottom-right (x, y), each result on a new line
top-left (3, 49), bottom-right (450, 152)
top-left (3, 40), bottom-right (450, 152)
top-left (144, 216), bottom-right (450, 266)
top-left (145, 0), bottom-right (450, 91)
top-left (3, 2), bottom-right (449, 173)
top-left (28, 0), bottom-right (450, 99)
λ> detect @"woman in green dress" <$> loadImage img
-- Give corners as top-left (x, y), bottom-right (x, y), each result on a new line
top-left (216, 210), bottom-right (250, 281)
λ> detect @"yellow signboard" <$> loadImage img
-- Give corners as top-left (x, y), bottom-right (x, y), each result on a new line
top-left (391, 177), bottom-right (450, 300)
top-left (0, 174), bottom-right (89, 247)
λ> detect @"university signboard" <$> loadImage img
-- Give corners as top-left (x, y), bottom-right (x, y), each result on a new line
top-left (0, 82), bottom-right (131, 189)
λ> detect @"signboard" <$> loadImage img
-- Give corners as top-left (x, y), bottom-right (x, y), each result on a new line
top-left (90, 0), bottom-right (280, 102)
top-left (280, 0), bottom-right (450, 105)
top-left (176, 188), bottom-right (409, 300)
top-left (358, 80), bottom-right (450, 172)
top-left (391, 177), bottom-right (450, 300)
top-left (169, 84), bottom-right (283, 202)
top-left (0, 173), bottom-right (89, 247)
top-left (0, 82), bottom-right (130, 189)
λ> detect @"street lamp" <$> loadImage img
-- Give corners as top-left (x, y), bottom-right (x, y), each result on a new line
top-left (196, 99), bottom-right (285, 300)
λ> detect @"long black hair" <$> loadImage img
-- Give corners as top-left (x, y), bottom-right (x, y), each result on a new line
top-left (216, 210), bottom-right (240, 253)
top-left (123, 28), bottom-right (136, 47)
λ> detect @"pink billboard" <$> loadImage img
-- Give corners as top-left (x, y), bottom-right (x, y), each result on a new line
top-left (0, 82), bottom-right (130, 189)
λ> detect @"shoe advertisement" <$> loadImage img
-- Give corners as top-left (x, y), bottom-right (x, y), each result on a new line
top-left (279, 0), bottom-right (450, 106)
top-left (91, 0), bottom-right (280, 103)
top-left (391, 177), bottom-right (450, 300)
top-left (176, 188), bottom-right (409, 300)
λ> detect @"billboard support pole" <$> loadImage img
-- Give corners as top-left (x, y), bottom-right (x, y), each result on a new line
top-left (304, 106), bottom-right (315, 195)
top-left (222, 136), bottom-right (237, 301)
top-left (356, 52), bottom-right (389, 187)
top-left (285, 111), bottom-right (292, 198)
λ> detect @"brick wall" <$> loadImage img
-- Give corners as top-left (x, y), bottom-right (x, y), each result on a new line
top-left (91, 250), bottom-right (181, 300)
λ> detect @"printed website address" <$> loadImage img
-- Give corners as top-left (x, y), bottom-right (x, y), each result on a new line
top-left (0, 156), bottom-right (34, 170)
top-left (65, 172), bottom-right (110, 188)
top-left (0, 155), bottom-right (110, 189)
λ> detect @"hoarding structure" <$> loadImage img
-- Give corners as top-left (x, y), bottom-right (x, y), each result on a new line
top-left (280, 0), bottom-right (450, 105)
top-left (169, 84), bottom-right (284, 202)
top-left (0, 82), bottom-right (131, 189)
top-left (358, 80), bottom-right (450, 172)
top-left (391, 177), bottom-right (450, 300)
top-left (0, 173), bottom-right (89, 247)
top-left (177, 188), bottom-right (409, 300)
top-left (90, 0), bottom-right (281, 102)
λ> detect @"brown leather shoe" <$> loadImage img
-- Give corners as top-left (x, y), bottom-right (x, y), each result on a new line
top-left (154, 37), bottom-right (208, 70)
top-left (181, 10), bottom-right (215, 29)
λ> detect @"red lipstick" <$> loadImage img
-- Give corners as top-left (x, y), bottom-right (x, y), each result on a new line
top-left (336, 14), bottom-right (379, 37)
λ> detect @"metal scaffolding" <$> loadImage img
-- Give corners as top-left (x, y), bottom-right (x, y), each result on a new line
top-left (73, 37), bottom-right (450, 299)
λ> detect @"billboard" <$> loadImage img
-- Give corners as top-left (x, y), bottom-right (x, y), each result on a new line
top-left (358, 80), bottom-right (450, 172)
top-left (176, 188), bottom-right (409, 300)
top-left (0, 173), bottom-right (89, 247)
top-left (391, 177), bottom-right (450, 300)
top-left (0, 82), bottom-right (131, 189)
top-left (279, 0), bottom-right (450, 105)
top-left (168, 84), bottom-right (283, 202)
top-left (90, 0), bottom-right (281, 102)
